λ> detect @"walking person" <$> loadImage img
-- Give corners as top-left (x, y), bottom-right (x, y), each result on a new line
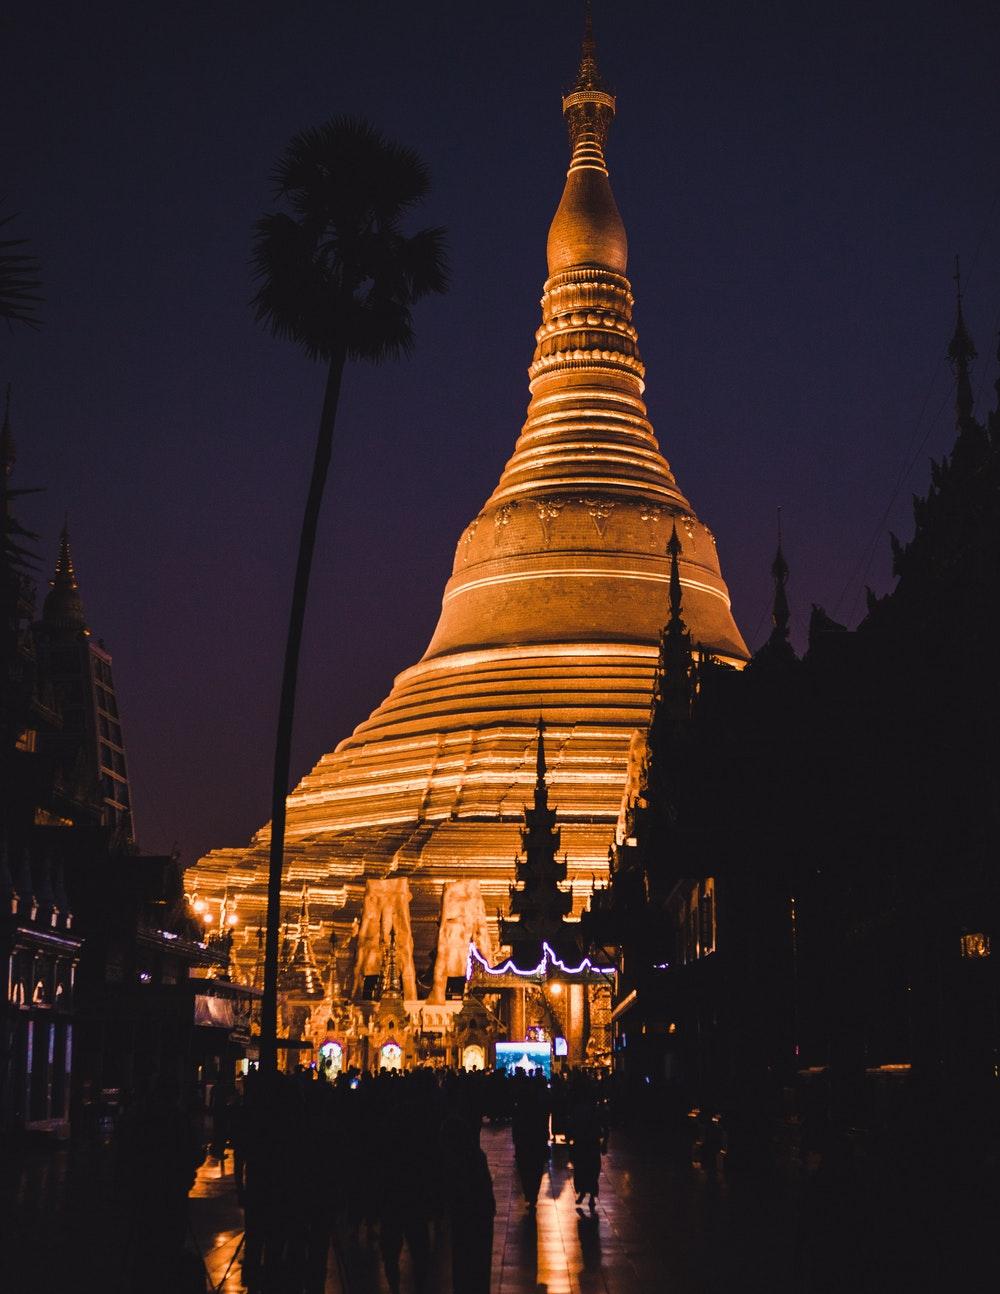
top-left (115, 1073), bottom-right (205, 1293)
top-left (569, 1086), bottom-right (608, 1213)
top-left (443, 1115), bottom-right (496, 1294)
top-left (512, 1072), bottom-right (550, 1209)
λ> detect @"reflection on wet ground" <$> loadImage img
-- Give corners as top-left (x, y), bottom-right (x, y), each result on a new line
top-left (4, 1119), bottom-right (990, 1292)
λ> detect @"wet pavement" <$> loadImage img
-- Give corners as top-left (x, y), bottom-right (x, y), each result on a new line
top-left (3, 1118), bottom-right (990, 1292)
top-left (189, 1123), bottom-right (797, 1293)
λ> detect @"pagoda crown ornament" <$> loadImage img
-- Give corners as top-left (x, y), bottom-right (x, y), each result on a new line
top-left (547, 7), bottom-right (626, 277)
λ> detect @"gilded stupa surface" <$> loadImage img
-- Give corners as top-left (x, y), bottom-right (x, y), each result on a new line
top-left (190, 25), bottom-right (748, 978)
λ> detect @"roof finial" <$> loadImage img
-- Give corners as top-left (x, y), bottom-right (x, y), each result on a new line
top-left (42, 522), bottom-right (88, 630)
top-left (562, 2), bottom-right (616, 167)
top-left (770, 509), bottom-right (790, 644)
top-left (667, 523), bottom-right (685, 630)
top-left (533, 715), bottom-right (549, 811)
top-left (380, 924), bottom-right (401, 997)
top-left (948, 255), bottom-right (976, 427)
top-left (52, 520), bottom-right (78, 591)
top-left (648, 523), bottom-right (694, 731)
top-left (575, 1), bottom-right (602, 92)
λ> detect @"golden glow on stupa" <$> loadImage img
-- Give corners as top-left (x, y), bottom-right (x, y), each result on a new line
top-left (190, 21), bottom-right (748, 972)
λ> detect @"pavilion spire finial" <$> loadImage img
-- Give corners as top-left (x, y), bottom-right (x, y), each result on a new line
top-left (533, 715), bottom-right (549, 811)
top-left (42, 521), bottom-right (88, 631)
top-left (769, 511), bottom-right (791, 645)
top-left (52, 521), bottom-right (78, 592)
top-left (380, 925), bottom-right (401, 997)
top-left (667, 523), bottom-right (685, 631)
top-left (648, 524), bottom-right (694, 733)
top-left (948, 255), bottom-right (976, 427)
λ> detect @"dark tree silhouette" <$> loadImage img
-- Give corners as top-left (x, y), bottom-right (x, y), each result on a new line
top-left (0, 210), bottom-right (42, 329)
top-left (251, 117), bottom-right (447, 1069)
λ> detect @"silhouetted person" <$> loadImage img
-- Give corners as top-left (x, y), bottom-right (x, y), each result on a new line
top-left (377, 1097), bottom-right (433, 1294)
top-left (209, 1075), bottom-right (235, 1165)
top-left (550, 1070), bottom-right (570, 1143)
top-left (115, 1073), bottom-right (204, 1293)
top-left (512, 1072), bottom-right (550, 1208)
top-left (443, 1114), bottom-right (495, 1294)
top-left (569, 1087), bottom-right (607, 1212)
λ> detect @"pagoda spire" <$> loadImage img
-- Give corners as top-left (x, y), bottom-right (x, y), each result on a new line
top-left (650, 525), bottom-right (694, 728)
top-left (769, 513), bottom-right (791, 646)
top-left (53, 521), bottom-right (77, 589)
top-left (278, 885), bottom-right (324, 997)
top-left (751, 517), bottom-right (797, 668)
top-left (948, 256), bottom-right (976, 428)
top-left (42, 520), bottom-right (88, 631)
top-left (380, 925), bottom-right (402, 998)
top-left (534, 715), bottom-right (549, 810)
top-left (667, 523), bottom-right (685, 631)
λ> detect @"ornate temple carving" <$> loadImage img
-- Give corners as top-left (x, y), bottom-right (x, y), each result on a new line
top-left (352, 879), bottom-right (417, 1000)
top-left (430, 879), bottom-right (494, 1003)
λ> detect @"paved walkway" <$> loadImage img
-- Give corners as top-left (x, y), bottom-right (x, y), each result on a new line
top-left (4, 1115), bottom-right (987, 1292)
top-left (189, 1125), bottom-right (797, 1293)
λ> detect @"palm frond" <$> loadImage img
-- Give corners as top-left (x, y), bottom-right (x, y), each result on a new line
top-left (251, 116), bottom-right (447, 363)
top-left (0, 211), bottom-right (43, 329)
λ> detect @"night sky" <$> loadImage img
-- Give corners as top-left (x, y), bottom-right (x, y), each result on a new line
top-left (3, 1), bottom-right (999, 863)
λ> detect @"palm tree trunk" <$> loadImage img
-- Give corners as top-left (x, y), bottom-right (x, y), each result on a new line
top-left (260, 348), bottom-right (346, 1072)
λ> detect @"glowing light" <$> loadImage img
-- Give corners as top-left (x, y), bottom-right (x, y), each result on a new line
top-left (203, 912), bottom-right (214, 925)
top-left (193, 898), bottom-right (206, 914)
top-left (549, 981), bottom-right (563, 996)
top-left (466, 941), bottom-right (614, 981)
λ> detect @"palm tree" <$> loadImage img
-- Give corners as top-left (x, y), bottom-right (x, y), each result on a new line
top-left (0, 209), bottom-right (42, 329)
top-left (251, 117), bottom-right (447, 1070)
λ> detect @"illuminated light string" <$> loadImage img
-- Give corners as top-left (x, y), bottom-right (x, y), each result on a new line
top-left (466, 940), bottom-right (615, 981)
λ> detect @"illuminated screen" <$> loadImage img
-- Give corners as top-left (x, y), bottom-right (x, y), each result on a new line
top-left (494, 1041), bottom-right (552, 1078)
top-left (554, 1036), bottom-right (568, 1057)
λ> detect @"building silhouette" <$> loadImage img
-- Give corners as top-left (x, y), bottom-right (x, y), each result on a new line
top-left (33, 525), bottom-right (134, 839)
top-left (1, 394), bottom-right (251, 1136)
top-left (588, 288), bottom-right (1000, 1105)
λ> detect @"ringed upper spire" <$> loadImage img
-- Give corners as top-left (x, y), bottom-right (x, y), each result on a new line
top-left (547, 10), bottom-right (627, 275)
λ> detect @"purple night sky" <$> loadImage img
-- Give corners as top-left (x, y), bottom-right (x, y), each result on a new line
top-left (3, 1), bottom-right (999, 863)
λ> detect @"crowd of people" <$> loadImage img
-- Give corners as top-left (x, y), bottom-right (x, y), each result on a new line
top-left (115, 1063), bottom-right (612, 1294)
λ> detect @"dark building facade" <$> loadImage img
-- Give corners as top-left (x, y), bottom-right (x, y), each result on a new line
top-left (1, 394), bottom-right (249, 1137)
top-left (33, 527), bottom-right (135, 838)
top-left (587, 299), bottom-right (1000, 1123)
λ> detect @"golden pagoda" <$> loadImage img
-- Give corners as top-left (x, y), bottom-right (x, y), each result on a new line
top-left (190, 20), bottom-right (747, 1019)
